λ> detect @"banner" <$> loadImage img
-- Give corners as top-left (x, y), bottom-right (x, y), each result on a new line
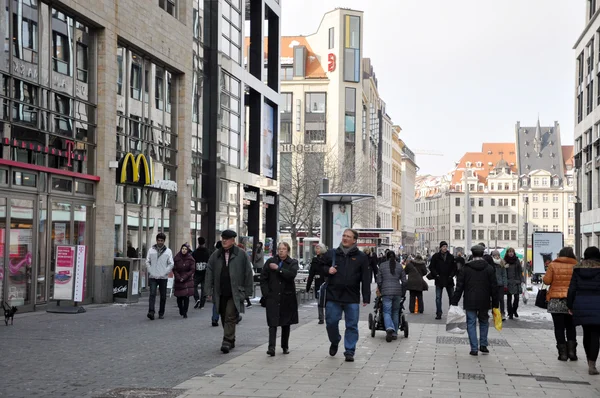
top-left (73, 245), bottom-right (87, 302)
top-left (532, 232), bottom-right (564, 274)
top-left (262, 103), bottom-right (274, 178)
top-left (332, 204), bottom-right (352, 249)
top-left (54, 245), bottom-right (76, 300)
top-left (113, 259), bottom-right (130, 298)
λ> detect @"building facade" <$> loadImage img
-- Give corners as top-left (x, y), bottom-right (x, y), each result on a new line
top-left (391, 127), bottom-right (402, 249)
top-left (0, 0), bottom-right (281, 311)
top-left (400, 141), bottom-right (418, 254)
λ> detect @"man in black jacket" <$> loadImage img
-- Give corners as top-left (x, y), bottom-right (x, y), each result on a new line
top-left (192, 237), bottom-right (211, 309)
top-left (429, 241), bottom-right (457, 319)
top-left (451, 245), bottom-right (499, 356)
top-left (323, 228), bottom-right (371, 362)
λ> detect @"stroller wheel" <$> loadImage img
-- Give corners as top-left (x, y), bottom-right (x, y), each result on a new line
top-left (369, 313), bottom-right (376, 337)
top-left (403, 317), bottom-right (409, 338)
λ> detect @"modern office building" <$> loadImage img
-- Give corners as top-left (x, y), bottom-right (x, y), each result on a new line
top-left (0, 0), bottom-right (281, 311)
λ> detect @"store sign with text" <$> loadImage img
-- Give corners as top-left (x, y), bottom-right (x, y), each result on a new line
top-left (53, 245), bottom-right (76, 300)
top-left (118, 153), bottom-right (153, 185)
top-left (279, 143), bottom-right (326, 153)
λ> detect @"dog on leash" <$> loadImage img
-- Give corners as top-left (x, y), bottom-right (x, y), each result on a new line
top-left (3, 302), bottom-right (17, 325)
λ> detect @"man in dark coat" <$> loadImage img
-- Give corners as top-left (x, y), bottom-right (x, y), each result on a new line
top-left (429, 241), bottom-right (457, 319)
top-left (192, 237), bottom-right (211, 309)
top-left (323, 228), bottom-right (371, 362)
top-left (451, 245), bottom-right (499, 356)
top-left (261, 242), bottom-right (299, 356)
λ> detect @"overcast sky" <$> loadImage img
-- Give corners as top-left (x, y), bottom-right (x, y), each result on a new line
top-left (280, 0), bottom-right (586, 175)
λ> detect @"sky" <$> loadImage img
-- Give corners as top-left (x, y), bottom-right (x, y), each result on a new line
top-left (280, 0), bottom-right (586, 176)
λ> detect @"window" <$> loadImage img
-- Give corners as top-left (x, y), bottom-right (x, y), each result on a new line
top-left (53, 32), bottom-right (71, 75)
top-left (553, 225), bottom-right (559, 232)
top-left (490, 230), bottom-right (496, 240)
top-left (553, 194), bottom-right (559, 202)
top-left (454, 229), bottom-right (461, 239)
top-left (569, 194), bottom-right (574, 202)
top-left (533, 209), bottom-right (539, 218)
top-left (522, 178), bottom-right (528, 187)
top-left (328, 27), bottom-right (334, 49)
top-left (491, 198), bottom-right (496, 206)
top-left (305, 93), bottom-right (326, 144)
top-left (478, 198), bottom-right (484, 207)
top-left (568, 208), bottom-right (574, 218)
top-left (534, 178), bottom-right (539, 186)
top-left (280, 153), bottom-right (292, 190)
top-left (511, 199), bottom-right (516, 206)
top-left (503, 214), bottom-right (509, 223)
top-left (305, 93), bottom-right (326, 113)
top-left (14, 6), bottom-right (39, 64)
top-left (455, 214), bottom-right (460, 223)
top-left (543, 208), bottom-right (548, 219)
top-left (478, 230), bottom-right (484, 240)
top-left (491, 214), bottom-right (496, 223)
top-left (511, 230), bottom-right (517, 241)
top-left (553, 208), bottom-right (559, 219)
top-left (471, 214), bottom-right (475, 223)
top-left (280, 66), bottom-right (293, 81)
top-left (221, 0), bottom-right (242, 64)
top-left (470, 198), bottom-right (474, 207)
top-left (155, 68), bottom-right (164, 110)
top-left (542, 178), bottom-right (549, 187)
top-left (532, 194), bottom-right (539, 202)
top-left (512, 214), bottom-right (517, 224)
top-left (280, 93), bottom-right (292, 144)
top-left (504, 230), bottom-right (510, 240)
top-left (343, 15), bottom-right (360, 82)
top-left (159, 0), bottom-right (176, 16)
top-left (130, 55), bottom-right (142, 100)
top-left (478, 214), bottom-right (483, 223)
top-left (280, 121), bottom-right (292, 144)
top-left (568, 225), bottom-right (574, 236)
top-left (293, 46), bottom-right (306, 77)
top-left (543, 225), bottom-right (549, 232)
top-left (220, 72), bottom-right (241, 168)
top-left (472, 230), bottom-right (476, 239)
top-left (455, 198), bottom-right (460, 206)
top-left (553, 177), bottom-right (559, 187)
top-left (543, 194), bottom-right (548, 202)
top-left (345, 88), bottom-right (356, 143)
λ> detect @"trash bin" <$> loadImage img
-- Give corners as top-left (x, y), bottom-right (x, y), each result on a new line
top-left (113, 258), bottom-right (141, 304)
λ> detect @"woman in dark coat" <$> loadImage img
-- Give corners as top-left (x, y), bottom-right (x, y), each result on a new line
top-left (404, 255), bottom-right (428, 314)
top-left (260, 242), bottom-right (299, 356)
top-left (306, 243), bottom-right (327, 324)
top-left (504, 247), bottom-right (523, 319)
top-left (567, 246), bottom-right (600, 375)
top-left (173, 243), bottom-right (196, 319)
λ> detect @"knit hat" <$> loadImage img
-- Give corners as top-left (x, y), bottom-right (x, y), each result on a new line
top-left (439, 241), bottom-right (448, 249)
top-left (584, 246), bottom-right (600, 260)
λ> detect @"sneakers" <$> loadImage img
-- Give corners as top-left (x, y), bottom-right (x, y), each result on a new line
top-left (386, 329), bottom-right (394, 343)
top-left (194, 300), bottom-right (201, 309)
top-left (344, 354), bottom-right (354, 362)
top-left (479, 346), bottom-right (489, 354)
top-left (469, 351), bottom-right (478, 356)
top-left (329, 343), bottom-right (339, 357)
top-left (147, 312), bottom-right (155, 321)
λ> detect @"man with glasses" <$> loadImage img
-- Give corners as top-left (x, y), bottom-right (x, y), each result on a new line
top-left (146, 232), bottom-right (174, 320)
top-left (206, 230), bottom-right (254, 353)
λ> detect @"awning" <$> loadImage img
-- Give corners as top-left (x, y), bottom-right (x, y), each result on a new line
top-left (318, 193), bottom-right (375, 203)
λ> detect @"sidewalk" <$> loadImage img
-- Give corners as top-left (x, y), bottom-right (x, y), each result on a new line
top-left (173, 319), bottom-right (600, 398)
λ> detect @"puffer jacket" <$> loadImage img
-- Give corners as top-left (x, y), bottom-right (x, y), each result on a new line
top-left (376, 260), bottom-right (406, 297)
top-left (567, 259), bottom-right (600, 326)
top-left (543, 256), bottom-right (578, 300)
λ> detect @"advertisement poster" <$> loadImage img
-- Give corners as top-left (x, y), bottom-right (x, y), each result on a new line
top-left (262, 103), bottom-right (274, 179)
top-left (532, 232), bottom-right (564, 274)
top-left (264, 237), bottom-right (274, 263)
top-left (73, 245), bottom-right (87, 302)
top-left (54, 223), bottom-right (67, 245)
top-left (54, 245), bottom-right (76, 300)
top-left (131, 271), bottom-right (139, 296)
top-left (332, 204), bottom-right (352, 249)
top-left (113, 259), bottom-right (130, 298)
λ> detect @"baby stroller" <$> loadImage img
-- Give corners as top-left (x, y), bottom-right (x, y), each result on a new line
top-left (368, 295), bottom-right (409, 338)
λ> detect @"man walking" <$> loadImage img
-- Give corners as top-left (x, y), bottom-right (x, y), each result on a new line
top-left (146, 232), bottom-right (174, 320)
top-left (323, 228), bottom-right (371, 362)
top-left (429, 241), bottom-right (457, 319)
top-left (451, 245), bottom-right (499, 356)
top-left (192, 237), bottom-right (211, 309)
top-left (205, 230), bottom-right (254, 354)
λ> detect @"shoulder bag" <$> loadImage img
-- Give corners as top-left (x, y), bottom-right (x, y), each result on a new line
top-left (535, 283), bottom-right (548, 309)
top-left (318, 250), bottom-right (335, 308)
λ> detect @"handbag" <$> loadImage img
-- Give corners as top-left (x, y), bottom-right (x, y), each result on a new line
top-left (535, 283), bottom-right (548, 309)
top-left (318, 250), bottom-right (336, 308)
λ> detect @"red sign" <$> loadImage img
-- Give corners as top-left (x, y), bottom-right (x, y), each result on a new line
top-left (328, 53), bottom-right (336, 72)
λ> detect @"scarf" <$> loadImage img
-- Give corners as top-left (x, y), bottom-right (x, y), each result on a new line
top-left (154, 244), bottom-right (167, 258)
top-left (504, 255), bottom-right (519, 265)
top-left (341, 244), bottom-right (356, 256)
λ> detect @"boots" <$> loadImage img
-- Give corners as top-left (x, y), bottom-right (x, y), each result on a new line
top-left (567, 341), bottom-right (578, 361)
top-left (588, 360), bottom-right (599, 375)
top-left (557, 344), bottom-right (568, 361)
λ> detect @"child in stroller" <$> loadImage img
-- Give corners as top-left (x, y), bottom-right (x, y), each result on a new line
top-left (368, 294), bottom-right (409, 339)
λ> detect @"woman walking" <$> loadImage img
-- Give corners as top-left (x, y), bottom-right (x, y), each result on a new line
top-left (404, 255), bottom-right (428, 314)
top-left (504, 248), bottom-right (523, 320)
top-left (491, 250), bottom-right (508, 321)
top-left (567, 246), bottom-right (600, 375)
top-left (376, 251), bottom-right (406, 342)
top-left (306, 243), bottom-right (328, 324)
top-left (173, 243), bottom-right (196, 319)
top-left (261, 242), bottom-right (299, 356)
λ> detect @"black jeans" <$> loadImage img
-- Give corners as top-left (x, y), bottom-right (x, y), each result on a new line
top-left (506, 293), bottom-right (519, 316)
top-left (551, 313), bottom-right (576, 344)
top-left (148, 278), bottom-right (168, 316)
top-left (269, 325), bottom-right (291, 349)
top-left (409, 290), bottom-right (424, 313)
top-left (583, 325), bottom-right (600, 362)
top-left (177, 296), bottom-right (190, 315)
top-left (193, 273), bottom-right (206, 307)
top-left (497, 287), bottom-right (505, 316)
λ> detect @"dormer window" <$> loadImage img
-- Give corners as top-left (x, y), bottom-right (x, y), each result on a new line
top-left (553, 177), bottom-right (559, 187)
top-left (466, 161), bottom-right (471, 167)
top-left (476, 162), bottom-right (482, 167)
top-left (522, 178), bottom-right (528, 187)
top-left (455, 184), bottom-right (461, 191)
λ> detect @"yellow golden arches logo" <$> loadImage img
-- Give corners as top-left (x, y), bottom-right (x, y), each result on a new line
top-left (113, 265), bottom-right (129, 281)
top-left (119, 153), bottom-right (153, 185)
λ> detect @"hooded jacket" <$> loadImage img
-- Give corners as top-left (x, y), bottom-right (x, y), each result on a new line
top-left (543, 256), bottom-right (578, 300)
top-left (493, 259), bottom-right (508, 288)
top-left (173, 249), bottom-right (196, 297)
top-left (567, 259), bottom-right (600, 326)
top-left (451, 258), bottom-right (499, 311)
top-left (323, 245), bottom-right (371, 304)
top-left (404, 259), bottom-right (428, 291)
top-left (146, 244), bottom-right (174, 279)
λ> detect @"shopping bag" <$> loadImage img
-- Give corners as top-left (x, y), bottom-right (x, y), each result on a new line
top-left (446, 305), bottom-right (467, 334)
top-left (535, 286), bottom-right (548, 309)
top-left (521, 283), bottom-right (529, 304)
top-left (492, 308), bottom-right (502, 331)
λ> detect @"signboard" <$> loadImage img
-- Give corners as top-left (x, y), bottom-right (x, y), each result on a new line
top-left (532, 232), bottom-right (564, 274)
top-left (113, 259), bottom-right (130, 298)
top-left (328, 53), bottom-right (336, 72)
top-left (262, 103), bottom-right (274, 178)
top-left (131, 271), bottom-right (139, 296)
top-left (54, 245), bottom-right (76, 300)
top-left (332, 204), bottom-right (352, 249)
top-left (73, 245), bottom-right (87, 302)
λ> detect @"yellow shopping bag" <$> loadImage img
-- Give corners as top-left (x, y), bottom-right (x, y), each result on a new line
top-left (493, 308), bottom-right (502, 331)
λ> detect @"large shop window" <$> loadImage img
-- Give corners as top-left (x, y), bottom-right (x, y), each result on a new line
top-left (220, 71), bottom-right (241, 168)
top-left (221, 0), bottom-right (241, 64)
top-left (13, 1), bottom-right (39, 65)
top-left (345, 87), bottom-right (356, 144)
top-left (343, 15), bottom-right (361, 82)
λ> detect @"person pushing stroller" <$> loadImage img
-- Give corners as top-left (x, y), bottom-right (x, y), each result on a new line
top-left (376, 251), bottom-right (407, 342)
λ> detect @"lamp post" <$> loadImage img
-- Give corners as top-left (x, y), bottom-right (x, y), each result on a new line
top-left (495, 221), bottom-right (498, 249)
top-left (523, 196), bottom-right (529, 275)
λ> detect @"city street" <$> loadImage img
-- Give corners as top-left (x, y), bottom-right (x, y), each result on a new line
top-left (2, 281), bottom-right (597, 398)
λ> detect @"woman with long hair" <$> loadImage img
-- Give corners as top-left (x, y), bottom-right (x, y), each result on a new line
top-left (491, 250), bottom-right (508, 321)
top-left (544, 247), bottom-right (578, 361)
top-left (376, 251), bottom-right (406, 342)
top-left (504, 247), bottom-right (523, 320)
top-left (173, 243), bottom-right (196, 319)
top-left (404, 254), bottom-right (428, 314)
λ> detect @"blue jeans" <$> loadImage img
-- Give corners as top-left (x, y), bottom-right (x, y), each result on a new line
top-left (212, 302), bottom-right (220, 322)
top-left (326, 301), bottom-right (360, 356)
top-left (382, 295), bottom-right (401, 334)
top-left (436, 285), bottom-right (454, 316)
top-left (466, 310), bottom-right (489, 352)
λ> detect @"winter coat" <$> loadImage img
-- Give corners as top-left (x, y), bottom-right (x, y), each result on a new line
top-left (192, 246), bottom-right (211, 282)
top-left (428, 251), bottom-right (457, 288)
top-left (543, 257), bottom-right (578, 300)
top-left (146, 245), bottom-right (174, 279)
top-left (260, 255), bottom-right (299, 327)
top-left (173, 252), bottom-right (196, 297)
top-left (306, 254), bottom-right (326, 293)
top-left (455, 256), bottom-right (466, 272)
top-left (567, 259), bottom-right (600, 326)
top-left (369, 254), bottom-right (379, 277)
top-left (323, 246), bottom-right (371, 304)
top-left (376, 260), bottom-right (406, 297)
top-left (494, 260), bottom-right (508, 288)
top-left (253, 250), bottom-right (265, 271)
top-left (505, 257), bottom-right (524, 295)
top-left (451, 258), bottom-right (499, 311)
top-left (404, 259), bottom-right (428, 292)
top-left (205, 245), bottom-right (254, 315)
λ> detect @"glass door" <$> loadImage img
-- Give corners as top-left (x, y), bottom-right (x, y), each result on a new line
top-left (6, 198), bottom-right (35, 308)
top-left (49, 201), bottom-right (71, 301)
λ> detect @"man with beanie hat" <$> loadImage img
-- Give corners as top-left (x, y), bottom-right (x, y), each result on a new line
top-left (428, 241), bottom-right (457, 319)
top-left (451, 245), bottom-right (499, 356)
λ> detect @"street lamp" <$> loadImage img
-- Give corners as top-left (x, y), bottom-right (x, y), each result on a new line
top-left (495, 221), bottom-right (498, 249)
top-left (523, 197), bottom-right (529, 274)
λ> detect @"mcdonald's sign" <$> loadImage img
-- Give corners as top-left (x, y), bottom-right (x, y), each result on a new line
top-left (113, 265), bottom-right (129, 281)
top-left (117, 153), bottom-right (153, 185)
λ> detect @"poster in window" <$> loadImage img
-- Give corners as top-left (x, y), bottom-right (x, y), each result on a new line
top-left (54, 223), bottom-right (67, 245)
top-left (262, 103), bottom-right (274, 178)
top-left (54, 245), bottom-right (76, 300)
top-left (532, 232), bottom-right (564, 274)
top-left (332, 204), bottom-right (352, 249)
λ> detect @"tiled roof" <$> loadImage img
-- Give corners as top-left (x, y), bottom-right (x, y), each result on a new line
top-left (515, 120), bottom-right (563, 176)
top-left (562, 145), bottom-right (574, 168)
top-left (451, 143), bottom-right (517, 185)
